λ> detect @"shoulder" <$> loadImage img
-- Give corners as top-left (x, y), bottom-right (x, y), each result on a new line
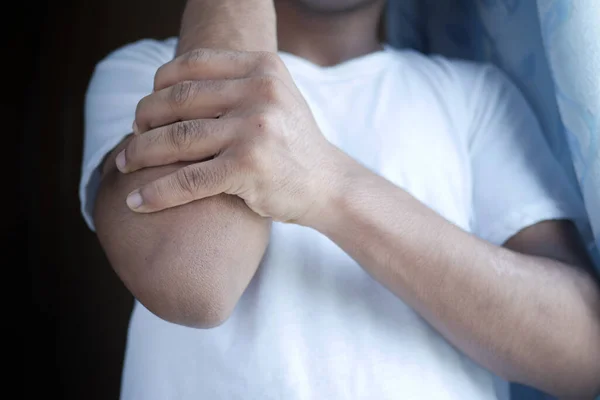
top-left (386, 47), bottom-right (509, 98)
top-left (95, 37), bottom-right (178, 70)
top-left (86, 37), bottom-right (178, 100)
top-left (384, 48), bottom-right (512, 139)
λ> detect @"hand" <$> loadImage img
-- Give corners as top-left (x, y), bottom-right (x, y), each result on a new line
top-left (117, 49), bottom-right (348, 225)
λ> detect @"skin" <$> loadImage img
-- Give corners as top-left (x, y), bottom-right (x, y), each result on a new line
top-left (94, 0), bottom-right (277, 327)
top-left (177, 0), bottom-right (277, 52)
top-left (95, 0), bottom-right (600, 397)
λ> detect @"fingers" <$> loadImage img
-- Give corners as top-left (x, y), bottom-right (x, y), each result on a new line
top-left (116, 119), bottom-right (239, 173)
top-left (125, 49), bottom-right (291, 213)
top-left (137, 50), bottom-right (290, 133)
top-left (126, 158), bottom-right (238, 213)
top-left (135, 79), bottom-right (250, 133)
top-left (154, 49), bottom-right (283, 91)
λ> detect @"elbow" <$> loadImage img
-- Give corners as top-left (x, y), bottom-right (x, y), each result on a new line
top-left (121, 255), bottom-right (240, 329)
top-left (92, 167), bottom-right (265, 329)
top-left (141, 284), bottom-right (234, 329)
top-left (500, 326), bottom-right (600, 398)
top-left (549, 375), bottom-right (600, 400)
top-left (534, 346), bottom-right (600, 399)
top-left (558, 360), bottom-right (600, 399)
top-left (144, 298), bottom-right (233, 330)
top-left (132, 270), bottom-right (236, 329)
top-left (551, 323), bottom-right (600, 398)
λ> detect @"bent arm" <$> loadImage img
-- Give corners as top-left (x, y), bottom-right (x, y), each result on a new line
top-left (94, 0), bottom-right (276, 328)
top-left (311, 163), bottom-right (600, 398)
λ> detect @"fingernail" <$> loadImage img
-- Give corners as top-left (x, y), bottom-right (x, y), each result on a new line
top-left (126, 190), bottom-right (144, 210)
top-left (115, 150), bottom-right (127, 172)
top-left (132, 121), bottom-right (139, 135)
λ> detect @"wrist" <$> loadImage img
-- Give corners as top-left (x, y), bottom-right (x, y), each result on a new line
top-left (299, 146), bottom-right (366, 232)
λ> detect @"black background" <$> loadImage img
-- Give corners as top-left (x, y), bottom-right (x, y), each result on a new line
top-left (23, 0), bottom-right (184, 397)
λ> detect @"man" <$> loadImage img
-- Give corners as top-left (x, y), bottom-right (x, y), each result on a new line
top-left (80, 0), bottom-right (600, 398)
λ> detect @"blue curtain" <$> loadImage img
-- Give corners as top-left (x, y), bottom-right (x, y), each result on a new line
top-left (386, 0), bottom-right (600, 399)
top-left (536, 0), bottom-right (599, 264)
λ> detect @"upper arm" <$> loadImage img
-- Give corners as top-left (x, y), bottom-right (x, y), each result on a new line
top-left (504, 220), bottom-right (596, 274)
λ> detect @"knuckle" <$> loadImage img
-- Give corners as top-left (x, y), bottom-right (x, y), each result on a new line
top-left (247, 144), bottom-right (263, 166)
top-left (252, 75), bottom-right (281, 102)
top-left (237, 152), bottom-right (255, 173)
top-left (255, 51), bottom-right (284, 74)
top-left (166, 121), bottom-right (196, 151)
top-left (183, 48), bottom-right (208, 70)
top-left (125, 136), bottom-right (140, 161)
top-left (237, 142), bottom-right (263, 173)
top-left (205, 79), bottom-right (227, 94)
top-left (148, 180), bottom-right (170, 206)
top-left (170, 81), bottom-right (195, 106)
top-left (176, 166), bottom-right (203, 194)
top-left (134, 95), bottom-right (150, 124)
top-left (153, 64), bottom-right (167, 90)
top-left (248, 112), bottom-right (272, 135)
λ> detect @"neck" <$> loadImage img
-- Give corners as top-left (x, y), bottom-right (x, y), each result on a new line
top-left (275, 1), bottom-right (385, 66)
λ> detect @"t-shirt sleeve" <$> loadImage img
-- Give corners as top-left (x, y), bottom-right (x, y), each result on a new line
top-left (79, 38), bottom-right (177, 231)
top-left (467, 65), bottom-right (587, 246)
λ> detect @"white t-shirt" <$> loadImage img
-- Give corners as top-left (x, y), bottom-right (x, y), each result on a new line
top-left (80, 38), bottom-right (586, 400)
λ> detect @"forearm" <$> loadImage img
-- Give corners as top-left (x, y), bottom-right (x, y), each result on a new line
top-left (313, 159), bottom-right (600, 397)
top-left (93, 0), bottom-right (277, 327)
top-left (95, 138), bottom-right (269, 327)
top-left (177, 0), bottom-right (276, 53)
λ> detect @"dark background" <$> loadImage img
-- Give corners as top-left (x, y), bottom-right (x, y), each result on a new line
top-left (25, 0), bottom-right (184, 398)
